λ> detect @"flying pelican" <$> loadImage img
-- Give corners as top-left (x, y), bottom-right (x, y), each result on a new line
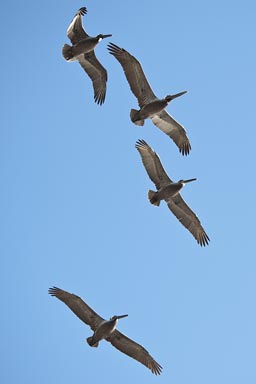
top-left (48, 286), bottom-right (162, 375)
top-left (135, 139), bottom-right (209, 246)
top-left (108, 43), bottom-right (191, 155)
top-left (62, 7), bottom-right (112, 105)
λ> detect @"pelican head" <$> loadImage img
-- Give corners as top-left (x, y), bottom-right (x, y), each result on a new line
top-left (97, 34), bottom-right (112, 42)
top-left (165, 91), bottom-right (187, 103)
top-left (179, 178), bottom-right (197, 186)
top-left (110, 314), bottom-right (128, 321)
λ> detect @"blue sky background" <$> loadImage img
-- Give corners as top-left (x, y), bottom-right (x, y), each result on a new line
top-left (1, 1), bottom-right (256, 383)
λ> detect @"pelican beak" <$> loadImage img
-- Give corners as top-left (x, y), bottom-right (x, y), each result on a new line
top-left (116, 314), bottom-right (128, 319)
top-left (102, 34), bottom-right (112, 39)
top-left (169, 91), bottom-right (187, 100)
top-left (183, 178), bottom-right (197, 184)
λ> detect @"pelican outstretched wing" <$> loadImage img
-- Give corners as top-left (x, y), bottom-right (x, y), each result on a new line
top-left (48, 287), bottom-right (104, 330)
top-left (167, 195), bottom-right (210, 246)
top-left (135, 140), bottom-right (209, 246)
top-left (67, 7), bottom-right (88, 45)
top-left (108, 43), bottom-right (191, 155)
top-left (78, 51), bottom-right (108, 105)
top-left (108, 330), bottom-right (162, 375)
top-left (108, 43), bottom-right (156, 107)
top-left (135, 139), bottom-right (172, 190)
top-left (151, 111), bottom-right (191, 156)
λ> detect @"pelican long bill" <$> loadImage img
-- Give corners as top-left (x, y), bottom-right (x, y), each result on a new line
top-left (183, 178), bottom-right (197, 184)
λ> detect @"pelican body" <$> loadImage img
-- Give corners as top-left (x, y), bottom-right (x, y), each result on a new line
top-left (130, 92), bottom-right (187, 126)
top-left (49, 287), bottom-right (162, 375)
top-left (63, 34), bottom-right (112, 62)
top-left (149, 178), bottom-right (197, 206)
top-left (62, 7), bottom-right (112, 105)
top-left (87, 315), bottom-right (128, 347)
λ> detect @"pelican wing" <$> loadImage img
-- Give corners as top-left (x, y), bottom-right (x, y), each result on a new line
top-left (135, 139), bottom-right (172, 190)
top-left (166, 195), bottom-right (210, 246)
top-left (151, 110), bottom-right (191, 156)
top-left (108, 330), bottom-right (162, 375)
top-left (48, 287), bottom-right (104, 330)
top-left (78, 51), bottom-right (108, 105)
top-left (67, 7), bottom-right (88, 45)
top-left (108, 43), bottom-right (156, 107)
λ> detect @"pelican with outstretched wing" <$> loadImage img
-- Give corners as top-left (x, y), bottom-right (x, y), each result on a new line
top-left (108, 43), bottom-right (191, 155)
top-left (135, 139), bottom-right (209, 246)
top-left (62, 7), bottom-right (112, 105)
top-left (49, 287), bottom-right (162, 375)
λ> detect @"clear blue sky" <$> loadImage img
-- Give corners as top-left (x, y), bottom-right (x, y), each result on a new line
top-left (1, 1), bottom-right (256, 383)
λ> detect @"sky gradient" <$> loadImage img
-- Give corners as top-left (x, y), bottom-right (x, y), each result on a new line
top-left (1, 1), bottom-right (256, 383)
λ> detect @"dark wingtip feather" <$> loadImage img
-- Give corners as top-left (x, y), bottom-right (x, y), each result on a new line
top-left (77, 7), bottom-right (87, 16)
top-left (107, 42), bottom-right (125, 56)
top-left (48, 286), bottom-right (60, 296)
top-left (180, 142), bottom-right (191, 156)
top-left (94, 91), bottom-right (106, 105)
top-left (151, 361), bottom-right (163, 375)
top-left (198, 232), bottom-right (210, 246)
top-left (135, 139), bottom-right (149, 150)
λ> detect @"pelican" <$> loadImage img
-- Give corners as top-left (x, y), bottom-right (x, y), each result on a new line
top-left (48, 287), bottom-right (162, 375)
top-left (135, 139), bottom-right (209, 246)
top-left (108, 43), bottom-right (191, 155)
top-left (62, 7), bottom-right (112, 105)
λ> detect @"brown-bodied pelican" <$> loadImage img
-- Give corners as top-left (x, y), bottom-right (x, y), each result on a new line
top-left (108, 43), bottom-right (191, 155)
top-left (135, 139), bottom-right (209, 246)
top-left (48, 287), bottom-right (162, 375)
top-left (62, 7), bottom-right (112, 105)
